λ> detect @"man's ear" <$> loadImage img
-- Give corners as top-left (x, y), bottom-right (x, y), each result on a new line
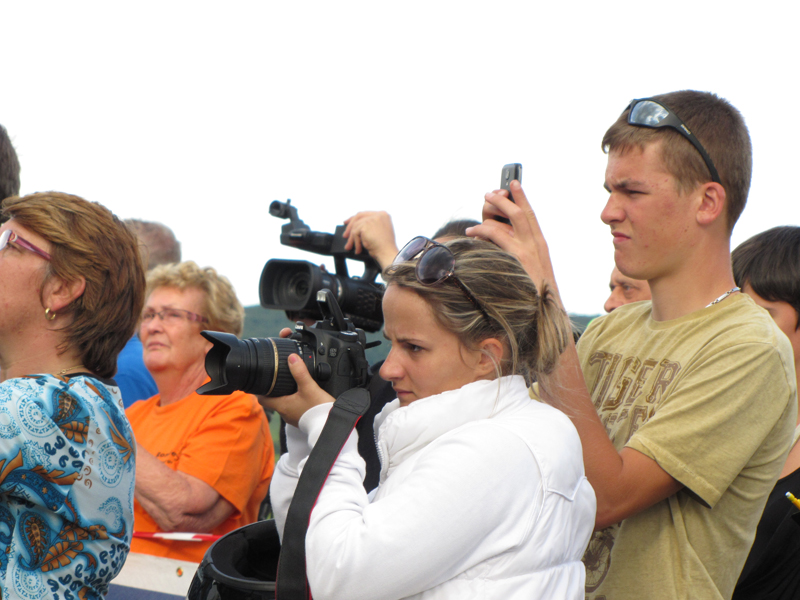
top-left (475, 337), bottom-right (506, 378)
top-left (696, 181), bottom-right (727, 227)
top-left (44, 275), bottom-right (87, 314)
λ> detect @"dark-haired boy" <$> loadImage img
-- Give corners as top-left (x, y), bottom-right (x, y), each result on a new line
top-left (472, 91), bottom-right (796, 599)
top-left (732, 226), bottom-right (800, 598)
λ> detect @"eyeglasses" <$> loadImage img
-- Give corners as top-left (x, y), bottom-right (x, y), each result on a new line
top-left (393, 236), bottom-right (491, 323)
top-left (0, 229), bottom-right (52, 261)
top-left (141, 308), bottom-right (209, 325)
top-left (627, 98), bottom-right (721, 184)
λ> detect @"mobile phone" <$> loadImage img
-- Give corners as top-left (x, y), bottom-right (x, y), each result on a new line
top-left (495, 163), bottom-right (523, 223)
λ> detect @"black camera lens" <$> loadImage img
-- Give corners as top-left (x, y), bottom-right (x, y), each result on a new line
top-left (199, 290), bottom-right (370, 401)
top-left (276, 270), bottom-right (311, 308)
top-left (198, 332), bottom-right (312, 397)
top-left (260, 259), bottom-right (383, 332)
top-left (260, 260), bottom-right (319, 312)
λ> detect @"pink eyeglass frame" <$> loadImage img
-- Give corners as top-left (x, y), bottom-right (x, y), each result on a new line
top-left (0, 229), bottom-right (52, 261)
top-left (141, 308), bottom-right (210, 324)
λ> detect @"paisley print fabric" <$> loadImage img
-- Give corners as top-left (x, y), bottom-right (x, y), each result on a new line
top-left (0, 374), bottom-right (135, 600)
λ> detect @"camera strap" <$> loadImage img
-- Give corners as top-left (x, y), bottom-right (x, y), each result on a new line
top-left (276, 387), bottom-right (372, 600)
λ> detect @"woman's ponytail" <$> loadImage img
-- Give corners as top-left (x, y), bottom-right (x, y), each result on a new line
top-left (531, 281), bottom-right (572, 377)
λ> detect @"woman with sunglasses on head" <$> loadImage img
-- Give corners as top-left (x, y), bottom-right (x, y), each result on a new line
top-left (266, 236), bottom-right (596, 600)
top-left (126, 261), bottom-right (275, 563)
top-left (0, 192), bottom-right (144, 599)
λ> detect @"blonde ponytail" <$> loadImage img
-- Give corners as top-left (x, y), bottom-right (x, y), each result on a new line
top-left (531, 282), bottom-right (571, 376)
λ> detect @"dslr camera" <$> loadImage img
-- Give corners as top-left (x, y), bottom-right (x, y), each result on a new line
top-left (260, 199), bottom-right (385, 332)
top-left (198, 289), bottom-right (372, 399)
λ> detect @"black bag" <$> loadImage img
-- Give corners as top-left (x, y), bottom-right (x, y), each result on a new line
top-left (186, 388), bottom-right (371, 600)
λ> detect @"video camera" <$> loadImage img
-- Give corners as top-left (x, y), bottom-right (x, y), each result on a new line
top-left (260, 200), bottom-right (384, 332)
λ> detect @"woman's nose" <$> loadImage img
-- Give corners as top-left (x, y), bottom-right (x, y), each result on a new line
top-left (379, 350), bottom-right (402, 382)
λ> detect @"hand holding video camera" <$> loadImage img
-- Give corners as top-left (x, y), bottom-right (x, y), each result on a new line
top-left (260, 200), bottom-right (385, 333)
top-left (342, 211), bottom-right (398, 271)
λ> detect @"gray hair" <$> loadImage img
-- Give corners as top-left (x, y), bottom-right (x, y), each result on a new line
top-left (124, 219), bottom-right (182, 270)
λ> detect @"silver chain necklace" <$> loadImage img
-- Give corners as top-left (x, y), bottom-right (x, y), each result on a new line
top-left (706, 286), bottom-right (741, 308)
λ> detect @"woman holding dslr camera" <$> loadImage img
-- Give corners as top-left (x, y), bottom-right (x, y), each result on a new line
top-left (266, 236), bottom-right (595, 599)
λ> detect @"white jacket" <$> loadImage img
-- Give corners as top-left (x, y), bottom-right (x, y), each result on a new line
top-left (271, 376), bottom-right (596, 600)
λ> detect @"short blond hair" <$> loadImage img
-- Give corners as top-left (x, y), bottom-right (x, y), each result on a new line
top-left (146, 261), bottom-right (245, 336)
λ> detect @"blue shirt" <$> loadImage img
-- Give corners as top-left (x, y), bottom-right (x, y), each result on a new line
top-left (0, 374), bottom-right (135, 600)
top-left (116, 335), bottom-right (158, 407)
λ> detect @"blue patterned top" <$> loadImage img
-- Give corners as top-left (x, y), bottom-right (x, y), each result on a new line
top-left (0, 374), bottom-right (135, 600)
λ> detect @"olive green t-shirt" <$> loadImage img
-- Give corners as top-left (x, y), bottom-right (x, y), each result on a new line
top-left (578, 293), bottom-right (797, 600)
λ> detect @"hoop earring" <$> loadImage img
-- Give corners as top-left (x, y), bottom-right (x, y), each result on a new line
top-left (45, 308), bottom-right (57, 321)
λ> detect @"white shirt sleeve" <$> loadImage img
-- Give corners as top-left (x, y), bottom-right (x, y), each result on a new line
top-left (270, 402), bottom-right (335, 540)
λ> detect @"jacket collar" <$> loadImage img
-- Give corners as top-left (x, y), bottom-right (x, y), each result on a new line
top-left (374, 376), bottom-right (530, 483)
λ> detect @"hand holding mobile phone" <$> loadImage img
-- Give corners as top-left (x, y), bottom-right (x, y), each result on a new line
top-left (495, 163), bottom-right (523, 223)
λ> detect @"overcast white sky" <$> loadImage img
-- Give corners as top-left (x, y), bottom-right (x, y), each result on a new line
top-left (2, 1), bottom-right (798, 317)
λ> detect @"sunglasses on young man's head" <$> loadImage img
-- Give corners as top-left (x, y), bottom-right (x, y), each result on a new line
top-left (626, 98), bottom-right (721, 184)
top-left (393, 236), bottom-right (491, 323)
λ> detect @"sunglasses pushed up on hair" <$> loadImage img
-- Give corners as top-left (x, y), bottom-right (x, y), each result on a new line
top-left (392, 236), bottom-right (491, 323)
top-left (626, 98), bottom-right (721, 184)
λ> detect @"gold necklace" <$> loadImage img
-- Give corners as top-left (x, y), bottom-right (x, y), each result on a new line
top-left (58, 365), bottom-right (86, 375)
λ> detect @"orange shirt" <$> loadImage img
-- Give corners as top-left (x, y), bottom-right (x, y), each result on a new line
top-left (126, 389), bottom-right (274, 562)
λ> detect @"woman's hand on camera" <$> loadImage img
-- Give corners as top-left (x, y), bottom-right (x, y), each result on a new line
top-left (258, 354), bottom-right (335, 428)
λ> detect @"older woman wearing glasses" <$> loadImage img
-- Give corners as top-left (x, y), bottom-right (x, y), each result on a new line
top-left (126, 261), bottom-right (274, 563)
top-left (266, 237), bottom-right (596, 600)
top-left (0, 192), bottom-right (144, 599)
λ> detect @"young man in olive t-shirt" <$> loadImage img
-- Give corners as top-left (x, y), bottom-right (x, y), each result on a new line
top-left (470, 91), bottom-right (797, 599)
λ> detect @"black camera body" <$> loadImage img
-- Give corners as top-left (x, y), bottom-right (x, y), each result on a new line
top-left (198, 289), bottom-right (371, 399)
top-left (259, 200), bottom-right (384, 332)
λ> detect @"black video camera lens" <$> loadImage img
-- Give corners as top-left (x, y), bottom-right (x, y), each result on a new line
top-left (275, 270), bottom-right (312, 309)
top-left (260, 260), bottom-right (383, 332)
